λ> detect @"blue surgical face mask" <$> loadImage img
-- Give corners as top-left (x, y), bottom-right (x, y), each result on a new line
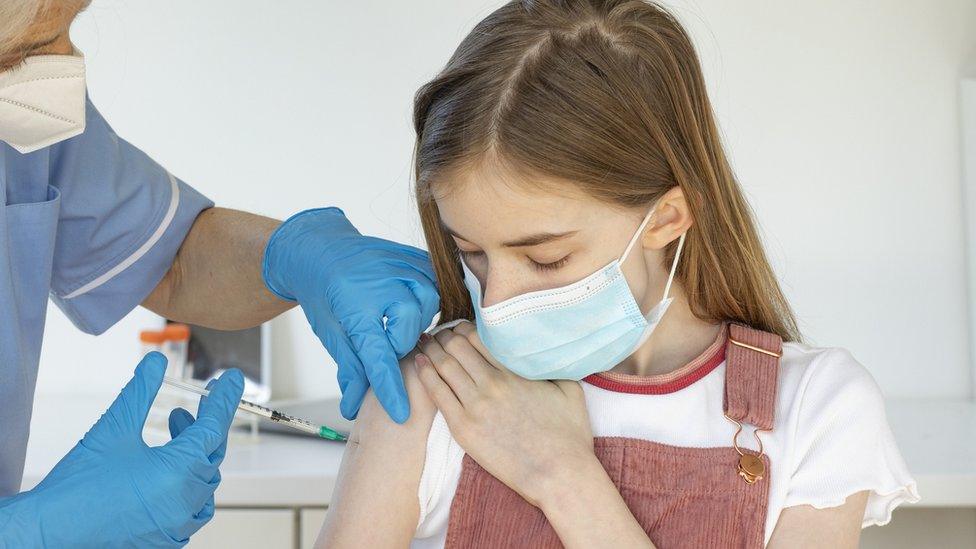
top-left (461, 203), bottom-right (686, 380)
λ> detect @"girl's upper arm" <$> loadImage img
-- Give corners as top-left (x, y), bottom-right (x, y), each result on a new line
top-left (766, 490), bottom-right (869, 549)
top-left (316, 351), bottom-right (437, 548)
top-left (768, 349), bottom-right (918, 548)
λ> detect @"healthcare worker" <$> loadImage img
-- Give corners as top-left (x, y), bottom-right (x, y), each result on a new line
top-left (0, 1), bottom-right (438, 546)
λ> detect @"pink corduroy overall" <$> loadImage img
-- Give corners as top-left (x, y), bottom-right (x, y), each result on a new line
top-left (444, 324), bottom-right (783, 549)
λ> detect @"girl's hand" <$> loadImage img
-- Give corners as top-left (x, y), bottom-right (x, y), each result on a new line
top-left (415, 321), bottom-right (596, 507)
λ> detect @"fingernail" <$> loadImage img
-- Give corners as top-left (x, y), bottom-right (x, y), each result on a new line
top-left (415, 353), bottom-right (430, 367)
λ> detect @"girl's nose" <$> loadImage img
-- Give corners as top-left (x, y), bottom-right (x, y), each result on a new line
top-left (479, 268), bottom-right (521, 308)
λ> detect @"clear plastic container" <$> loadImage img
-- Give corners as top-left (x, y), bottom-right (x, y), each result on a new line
top-left (139, 329), bottom-right (166, 357)
top-left (141, 325), bottom-right (195, 440)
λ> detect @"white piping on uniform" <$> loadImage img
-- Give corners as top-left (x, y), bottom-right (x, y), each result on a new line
top-left (62, 173), bottom-right (181, 300)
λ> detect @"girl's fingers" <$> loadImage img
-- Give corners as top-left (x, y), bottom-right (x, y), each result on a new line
top-left (414, 353), bottom-right (465, 421)
top-left (451, 321), bottom-right (507, 373)
top-left (433, 326), bottom-right (493, 386)
top-left (419, 334), bottom-right (478, 404)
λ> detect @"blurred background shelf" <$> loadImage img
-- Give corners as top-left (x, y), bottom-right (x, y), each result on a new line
top-left (885, 399), bottom-right (976, 507)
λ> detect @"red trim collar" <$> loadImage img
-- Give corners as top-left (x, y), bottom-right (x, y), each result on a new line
top-left (582, 328), bottom-right (727, 395)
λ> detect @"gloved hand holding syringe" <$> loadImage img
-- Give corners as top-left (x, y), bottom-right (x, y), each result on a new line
top-left (163, 377), bottom-right (347, 441)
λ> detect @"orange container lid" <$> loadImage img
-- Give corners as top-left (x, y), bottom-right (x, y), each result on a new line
top-left (164, 323), bottom-right (191, 341)
top-left (139, 330), bottom-right (166, 344)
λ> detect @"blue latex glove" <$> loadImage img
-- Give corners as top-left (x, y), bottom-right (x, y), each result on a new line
top-left (0, 352), bottom-right (244, 547)
top-left (263, 207), bottom-right (440, 423)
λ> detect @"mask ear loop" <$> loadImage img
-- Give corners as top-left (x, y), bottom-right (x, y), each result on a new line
top-left (661, 232), bottom-right (686, 301)
top-left (620, 206), bottom-right (659, 261)
top-left (619, 205), bottom-right (687, 303)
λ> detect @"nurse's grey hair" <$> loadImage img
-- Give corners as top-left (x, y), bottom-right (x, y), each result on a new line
top-left (0, 0), bottom-right (49, 56)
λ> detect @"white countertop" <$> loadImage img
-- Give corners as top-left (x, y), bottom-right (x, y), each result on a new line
top-left (22, 396), bottom-right (976, 508)
top-left (22, 394), bottom-right (346, 507)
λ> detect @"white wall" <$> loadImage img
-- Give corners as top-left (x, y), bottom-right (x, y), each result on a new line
top-left (35, 0), bottom-right (976, 403)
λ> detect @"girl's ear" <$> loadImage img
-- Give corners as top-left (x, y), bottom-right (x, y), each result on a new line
top-left (641, 186), bottom-right (693, 251)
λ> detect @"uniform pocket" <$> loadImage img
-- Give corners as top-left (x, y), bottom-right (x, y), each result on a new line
top-left (0, 184), bottom-right (61, 497)
top-left (4, 184), bottom-right (61, 338)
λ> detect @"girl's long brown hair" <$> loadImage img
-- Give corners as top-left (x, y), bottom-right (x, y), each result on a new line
top-left (413, 0), bottom-right (801, 342)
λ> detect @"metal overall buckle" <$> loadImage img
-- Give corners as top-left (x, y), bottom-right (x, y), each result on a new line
top-left (724, 335), bottom-right (781, 484)
top-left (724, 414), bottom-right (770, 484)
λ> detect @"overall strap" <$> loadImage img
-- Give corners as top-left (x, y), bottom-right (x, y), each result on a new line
top-left (723, 324), bottom-right (782, 431)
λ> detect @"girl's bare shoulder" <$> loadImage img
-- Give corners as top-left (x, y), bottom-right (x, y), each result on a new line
top-left (351, 350), bottom-right (438, 448)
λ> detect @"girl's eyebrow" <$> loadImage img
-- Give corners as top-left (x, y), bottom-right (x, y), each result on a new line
top-left (441, 220), bottom-right (577, 248)
top-left (501, 231), bottom-right (578, 248)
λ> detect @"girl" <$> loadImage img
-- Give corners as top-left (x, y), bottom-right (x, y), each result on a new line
top-left (318, 1), bottom-right (919, 547)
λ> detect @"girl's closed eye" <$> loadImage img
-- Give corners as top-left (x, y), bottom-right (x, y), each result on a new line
top-left (457, 248), bottom-right (571, 272)
top-left (530, 254), bottom-right (571, 272)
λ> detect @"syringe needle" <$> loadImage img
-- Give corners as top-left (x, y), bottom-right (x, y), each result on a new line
top-left (162, 377), bottom-right (347, 441)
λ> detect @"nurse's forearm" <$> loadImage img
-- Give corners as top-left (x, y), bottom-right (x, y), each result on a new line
top-left (143, 207), bottom-right (294, 330)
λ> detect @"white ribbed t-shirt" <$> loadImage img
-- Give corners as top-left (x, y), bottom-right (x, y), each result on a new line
top-left (410, 330), bottom-right (920, 548)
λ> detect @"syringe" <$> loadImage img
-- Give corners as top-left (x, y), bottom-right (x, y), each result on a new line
top-left (163, 377), bottom-right (347, 441)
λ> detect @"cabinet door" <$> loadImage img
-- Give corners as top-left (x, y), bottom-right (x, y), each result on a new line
top-left (188, 508), bottom-right (294, 548)
top-left (300, 508), bottom-right (329, 549)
